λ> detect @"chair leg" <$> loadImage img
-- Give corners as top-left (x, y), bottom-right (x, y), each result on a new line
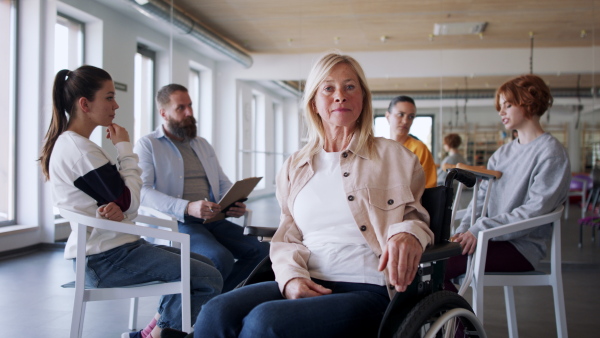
top-left (579, 223), bottom-right (583, 248)
top-left (129, 298), bottom-right (139, 331)
top-left (552, 278), bottom-right (568, 338)
top-left (70, 300), bottom-right (86, 338)
top-left (504, 286), bottom-right (519, 338)
top-left (471, 283), bottom-right (485, 324)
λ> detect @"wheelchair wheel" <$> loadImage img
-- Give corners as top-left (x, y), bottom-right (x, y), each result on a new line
top-left (394, 290), bottom-right (486, 338)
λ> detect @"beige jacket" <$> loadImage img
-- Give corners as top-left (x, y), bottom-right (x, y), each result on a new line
top-left (272, 136), bottom-right (433, 299)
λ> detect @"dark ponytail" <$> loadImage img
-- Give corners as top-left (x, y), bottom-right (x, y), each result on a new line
top-left (39, 65), bottom-right (112, 180)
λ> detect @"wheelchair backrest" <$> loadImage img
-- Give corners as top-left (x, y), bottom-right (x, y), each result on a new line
top-left (422, 168), bottom-right (476, 244)
top-left (422, 186), bottom-right (453, 245)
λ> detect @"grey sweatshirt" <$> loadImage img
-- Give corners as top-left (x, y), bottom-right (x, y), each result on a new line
top-left (455, 133), bottom-right (570, 268)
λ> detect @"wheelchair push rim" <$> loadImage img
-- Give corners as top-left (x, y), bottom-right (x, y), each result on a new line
top-left (394, 290), bottom-right (486, 338)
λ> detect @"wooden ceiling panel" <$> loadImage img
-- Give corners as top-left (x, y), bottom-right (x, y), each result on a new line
top-left (165, 0), bottom-right (599, 54)
top-left (157, 0), bottom-right (599, 91)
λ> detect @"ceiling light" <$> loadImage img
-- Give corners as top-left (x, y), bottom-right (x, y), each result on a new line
top-left (433, 22), bottom-right (487, 36)
top-left (134, 0), bottom-right (149, 5)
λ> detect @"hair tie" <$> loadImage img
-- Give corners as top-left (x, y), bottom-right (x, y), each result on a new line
top-left (65, 70), bottom-right (72, 81)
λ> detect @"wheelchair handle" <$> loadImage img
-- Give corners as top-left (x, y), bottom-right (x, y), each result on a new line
top-left (445, 168), bottom-right (477, 188)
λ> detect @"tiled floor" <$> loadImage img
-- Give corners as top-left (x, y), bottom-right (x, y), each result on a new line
top-left (1, 196), bottom-right (599, 337)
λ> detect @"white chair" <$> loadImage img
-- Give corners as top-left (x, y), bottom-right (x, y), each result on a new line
top-left (467, 206), bottom-right (567, 338)
top-left (452, 163), bottom-right (568, 338)
top-left (59, 208), bottom-right (192, 338)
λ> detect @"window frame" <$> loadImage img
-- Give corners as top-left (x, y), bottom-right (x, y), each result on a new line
top-left (133, 44), bottom-right (156, 144)
top-left (0, 0), bottom-right (17, 226)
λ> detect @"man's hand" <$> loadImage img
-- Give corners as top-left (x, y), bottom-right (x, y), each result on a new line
top-left (187, 199), bottom-right (221, 220)
top-left (378, 232), bottom-right (423, 292)
top-left (283, 277), bottom-right (332, 299)
top-left (98, 202), bottom-right (125, 222)
top-left (106, 123), bottom-right (130, 145)
top-left (451, 231), bottom-right (477, 255)
top-left (225, 201), bottom-right (246, 218)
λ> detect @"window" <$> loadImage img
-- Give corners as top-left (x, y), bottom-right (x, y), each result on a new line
top-left (374, 115), bottom-right (435, 152)
top-left (252, 93), bottom-right (266, 189)
top-left (189, 68), bottom-right (201, 121)
top-left (273, 102), bottom-right (284, 182)
top-left (0, 0), bottom-right (16, 225)
top-left (54, 14), bottom-right (84, 72)
top-left (134, 45), bottom-right (155, 144)
top-left (52, 13), bottom-right (85, 218)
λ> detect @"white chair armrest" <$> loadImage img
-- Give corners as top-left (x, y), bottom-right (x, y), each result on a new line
top-left (476, 206), bottom-right (564, 243)
top-left (138, 205), bottom-right (176, 221)
top-left (59, 208), bottom-right (188, 245)
top-left (133, 214), bottom-right (178, 232)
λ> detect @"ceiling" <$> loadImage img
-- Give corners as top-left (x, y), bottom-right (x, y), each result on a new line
top-left (148, 0), bottom-right (600, 94)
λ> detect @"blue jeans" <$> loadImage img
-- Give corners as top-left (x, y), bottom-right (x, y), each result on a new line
top-left (193, 279), bottom-right (390, 338)
top-left (179, 217), bottom-right (270, 292)
top-left (83, 239), bottom-right (223, 330)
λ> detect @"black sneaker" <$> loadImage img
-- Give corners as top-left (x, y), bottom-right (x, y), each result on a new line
top-left (161, 328), bottom-right (191, 338)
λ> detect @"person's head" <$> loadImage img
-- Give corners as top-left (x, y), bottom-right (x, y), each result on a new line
top-left (494, 74), bottom-right (553, 130)
top-left (385, 96), bottom-right (417, 142)
top-left (443, 133), bottom-right (462, 152)
top-left (157, 84), bottom-right (196, 140)
top-left (40, 65), bottom-right (114, 180)
top-left (300, 52), bottom-right (374, 154)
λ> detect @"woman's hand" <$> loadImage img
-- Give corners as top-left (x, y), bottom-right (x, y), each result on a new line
top-left (106, 123), bottom-right (130, 145)
top-left (378, 232), bottom-right (423, 292)
top-left (283, 277), bottom-right (332, 299)
top-left (451, 231), bottom-right (477, 255)
top-left (225, 201), bottom-right (246, 218)
top-left (98, 202), bottom-right (125, 222)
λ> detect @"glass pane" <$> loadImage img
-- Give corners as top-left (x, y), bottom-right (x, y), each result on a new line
top-left (134, 51), bottom-right (155, 144)
top-left (0, 0), bottom-right (15, 224)
top-left (374, 116), bottom-right (434, 152)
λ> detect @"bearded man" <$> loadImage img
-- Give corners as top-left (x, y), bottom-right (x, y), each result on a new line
top-left (134, 84), bottom-right (269, 293)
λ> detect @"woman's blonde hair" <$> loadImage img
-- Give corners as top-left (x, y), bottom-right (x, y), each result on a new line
top-left (293, 52), bottom-right (375, 166)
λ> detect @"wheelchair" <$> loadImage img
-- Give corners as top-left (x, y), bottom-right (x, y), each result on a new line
top-left (243, 168), bottom-right (487, 338)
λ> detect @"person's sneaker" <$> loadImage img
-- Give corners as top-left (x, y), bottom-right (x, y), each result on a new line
top-left (122, 331), bottom-right (142, 338)
top-left (160, 328), bottom-right (190, 338)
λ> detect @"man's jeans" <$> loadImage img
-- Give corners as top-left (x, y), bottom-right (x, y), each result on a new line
top-left (179, 217), bottom-right (270, 292)
top-left (193, 279), bottom-right (390, 338)
top-left (83, 239), bottom-right (223, 330)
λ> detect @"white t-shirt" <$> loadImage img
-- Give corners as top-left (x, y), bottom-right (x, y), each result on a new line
top-left (293, 149), bottom-right (385, 285)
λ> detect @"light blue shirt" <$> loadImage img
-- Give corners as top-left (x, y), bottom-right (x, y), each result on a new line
top-left (134, 125), bottom-right (232, 222)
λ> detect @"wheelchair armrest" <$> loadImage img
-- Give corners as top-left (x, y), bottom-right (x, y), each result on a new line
top-left (420, 242), bottom-right (462, 263)
top-left (243, 225), bottom-right (277, 238)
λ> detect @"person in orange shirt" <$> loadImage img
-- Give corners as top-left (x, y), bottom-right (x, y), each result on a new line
top-left (386, 96), bottom-right (437, 188)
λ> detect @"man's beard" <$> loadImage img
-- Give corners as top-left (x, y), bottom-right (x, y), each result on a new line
top-left (167, 115), bottom-right (197, 140)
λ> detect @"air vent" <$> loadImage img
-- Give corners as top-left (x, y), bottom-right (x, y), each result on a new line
top-left (433, 22), bottom-right (488, 36)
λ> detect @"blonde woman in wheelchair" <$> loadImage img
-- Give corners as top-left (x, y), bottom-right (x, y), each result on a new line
top-left (173, 53), bottom-right (434, 338)
top-left (444, 74), bottom-right (571, 291)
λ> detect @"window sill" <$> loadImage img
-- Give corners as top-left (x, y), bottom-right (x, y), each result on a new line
top-left (0, 224), bottom-right (39, 236)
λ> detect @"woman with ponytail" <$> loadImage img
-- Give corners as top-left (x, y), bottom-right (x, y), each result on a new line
top-left (41, 66), bottom-right (222, 338)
